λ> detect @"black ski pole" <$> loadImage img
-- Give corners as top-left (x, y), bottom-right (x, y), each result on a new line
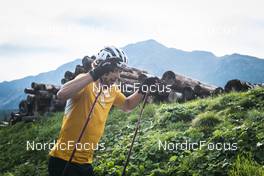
top-left (61, 88), bottom-right (102, 176)
top-left (122, 93), bottom-right (149, 176)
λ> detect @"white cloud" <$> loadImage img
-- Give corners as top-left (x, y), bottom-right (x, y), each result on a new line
top-left (0, 0), bottom-right (264, 81)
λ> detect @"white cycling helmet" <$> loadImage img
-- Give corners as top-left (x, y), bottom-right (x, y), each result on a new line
top-left (94, 46), bottom-right (128, 68)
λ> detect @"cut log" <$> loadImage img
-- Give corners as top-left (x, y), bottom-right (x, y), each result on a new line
top-left (162, 71), bottom-right (216, 98)
top-left (119, 77), bottom-right (139, 85)
top-left (224, 79), bottom-right (253, 92)
top-left (153, 92), bottom-right (169, 102)
top-left (121, 67), bottom-right (133, 73)
top-left (194, 85), bottom-right (211, 98)
top-left (52, 85), bottom-right (61, 94)
top-left (168, 91), bottom-right (183, 102)
top-left (120, 72), bottom-right (139, 80)
top-left (61, 78), bottom-right (67, 84)
top-left (46, 85), bottom-right (60, 94)
top-left (37, 97), bottom-right (52, 106)
top-left (0, 121), bottom-right (9, 127)
top-left (35, 90), bottom-right (53, 99)
top-left (50, 99), bottom-right (65, 112)
top-left (45, 84), bottom-right (53, 91)
top-left (130, 67), bottom-right (148, 74)
top-left (182, 86), bottom-right (196, 101)
top-left (82, 56), bottom-right (94, 71)
top-left (10, 112), bottom-right (24, 124)
top-left (44, 84), bottom-right (60, 94)
top-left (19, 100), bottom-right (28, 116)
top-left (64, 71), bottom-right (75, 80)
top-left (22, 116), bottom-right (38, 122)
top-left (161, 71), bottom-right (176, 85)
top-left (212, 87), bottom-right (224, 96)
top-left (27, 94), bottom-right (36, 102)
top-left (75, 65), bottom-right (86, 75)
top-left (138, 73), bottom-right (148, 83)
top-left (24, 88), bottom-right (36, 94)
top-left (121, 67), bottom-right (147, 74)
top-left (31, 82), bottom-right (46, 90)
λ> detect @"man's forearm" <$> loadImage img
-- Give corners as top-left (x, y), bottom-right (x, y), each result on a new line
top-left (57, 73), bottom-right (94, 102)
top-left (123, 90), bottom-right (144, 112)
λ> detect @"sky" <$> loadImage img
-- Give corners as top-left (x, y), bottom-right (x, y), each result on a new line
top-left (0, 0), bottom-right (263, 82)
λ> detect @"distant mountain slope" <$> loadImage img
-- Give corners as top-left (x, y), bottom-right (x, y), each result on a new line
top-left (123, 39), bottom-right (264, 86)
top-left (206, 54), bottom-right (264, 86)
top-left (124, 39), bottom-right (218, 79)
top-left (0, 59), bottom-right (81, 109)
top-left (1, 39), bottom-right (264, 110)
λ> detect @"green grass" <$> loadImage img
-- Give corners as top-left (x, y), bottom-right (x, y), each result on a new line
top-left (0, 113), bottom-right (62, 176)
top-left (229, 154), bottom-right (264, 176)
top-left (0, 88), bottom-right (264, 176)
top-left (192, 112), bottom-right (221, 133)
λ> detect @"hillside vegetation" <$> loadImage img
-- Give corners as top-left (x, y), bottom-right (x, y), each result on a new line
top-left (0, 88), bottom-right (264, 176)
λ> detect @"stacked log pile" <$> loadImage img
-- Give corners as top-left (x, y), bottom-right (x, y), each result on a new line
top-left (61, 56), bottom-right (148, 85)
top-left (9, 55), bottom-right (264, 125)
top-left (58, 54), bottom-right (264, 100)
top-left (61, 56), bottom-right (218, 102)
top-left (61, 56), bottom-right (95, 84)
top-left (9, 82), bottom-right (64, 125)
top-left (157, 73), bottom-right (264, 102)
top-left (61, 56), bottom-right (149, 96)
top-left (153, 71), bottom-right (217, 102)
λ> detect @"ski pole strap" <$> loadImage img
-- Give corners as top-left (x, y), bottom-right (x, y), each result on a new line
top-left (61, 88), bottom-right (102, 176)
top-left (122, 93), bottom-right (148, 176)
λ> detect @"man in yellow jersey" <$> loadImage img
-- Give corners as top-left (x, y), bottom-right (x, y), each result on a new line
top-left (48, 46), bottom-right (158, 176)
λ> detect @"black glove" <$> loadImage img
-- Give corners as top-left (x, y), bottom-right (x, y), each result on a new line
top-left (89, 57), bottom-right (121, 81)
top-left (138, 77), bottom-right (160, 95)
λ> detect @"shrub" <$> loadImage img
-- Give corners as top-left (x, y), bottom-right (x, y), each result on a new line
top-left (192, 112), bottom-right (221, 132)
top-left (229, 153), bottom-right (264, 176)
top-left (157, 104), bottom-right (197, 126)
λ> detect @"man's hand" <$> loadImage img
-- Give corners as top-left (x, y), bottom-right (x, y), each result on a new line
top-left (89, 57), bottom-right (121, 81)
top-left (138, 77), bottom-right (160, 95)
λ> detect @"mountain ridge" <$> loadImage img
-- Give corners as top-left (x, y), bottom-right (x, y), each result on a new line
top-left (0, 59), bottom-right (81, 109)
top-left (1, 39), bottom-right (264, 109)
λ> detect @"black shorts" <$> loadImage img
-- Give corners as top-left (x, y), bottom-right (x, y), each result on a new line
top-left (48, 156), bottom-right (94, 176)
